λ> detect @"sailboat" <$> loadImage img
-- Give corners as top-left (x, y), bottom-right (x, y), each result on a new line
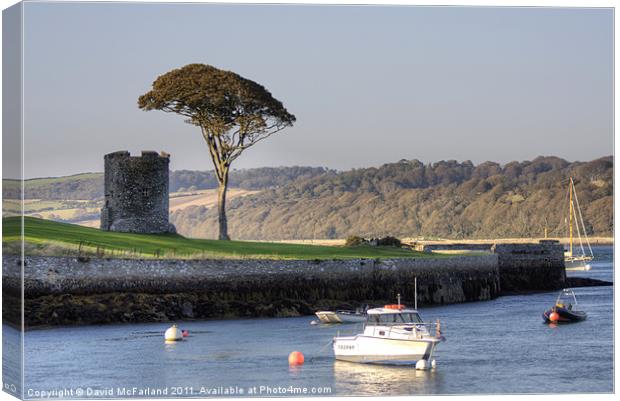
top-left (563, 177), bottom-right (594, 271)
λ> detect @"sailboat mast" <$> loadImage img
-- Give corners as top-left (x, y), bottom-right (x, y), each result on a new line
top-left (569, 177), bottom-right (573, 257)
top-left (572, 178), bottom-right (594, 258)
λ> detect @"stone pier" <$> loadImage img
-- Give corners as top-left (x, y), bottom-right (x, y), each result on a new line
top-left (2, 247), bottom-right (572, 328)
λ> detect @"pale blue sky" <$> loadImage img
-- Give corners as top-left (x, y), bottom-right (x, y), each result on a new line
top-left (10, 3), bottom-right (615, 178)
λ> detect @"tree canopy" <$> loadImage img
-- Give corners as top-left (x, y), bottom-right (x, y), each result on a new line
top-left (138, 64), bottom-right (296, 169)
top-left (138, 63), bottom-right (296, 239)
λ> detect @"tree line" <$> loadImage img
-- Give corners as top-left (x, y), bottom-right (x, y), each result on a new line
top-left (170, 156), bottom-right (613, 240)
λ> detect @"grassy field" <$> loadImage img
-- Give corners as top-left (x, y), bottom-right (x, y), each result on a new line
top-left (3, 199), bottom-right (70, 214)
top-left (3, 173), bottom-right (102, 188)
top-left (168, 188), bottom-right (259, 211)
top-left (2, 216), bottom-right (440, 260)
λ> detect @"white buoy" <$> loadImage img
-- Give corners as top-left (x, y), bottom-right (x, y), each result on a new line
top-left (164, 324), bottom-right (183, 341)
top-left (431, 359), bottom-right (437, 369)
top-left (415, 359), bottom-right (429, 370)
top-left (310, 320), bottom-right (318, 325)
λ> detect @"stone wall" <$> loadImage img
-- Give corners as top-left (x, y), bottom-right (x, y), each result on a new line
top-left (417, 243), bottom-right (494, 252)
top-left (3, 243), bottom-right (573, 328)
top-left (492, 240), bottom-right (566, 292)
top-left (4, 255), bottom-right (503, 327)
top-left (100, 150), bottom-right (175, 234)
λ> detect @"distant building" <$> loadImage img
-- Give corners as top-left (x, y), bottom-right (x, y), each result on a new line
top-left (100, 151), bottom-right (176, 234)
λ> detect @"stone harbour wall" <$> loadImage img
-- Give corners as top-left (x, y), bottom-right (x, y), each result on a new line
top-left (492, 241), bottom-right (566, 293)
top-left (3, 255), bottom-right (509, 327)
top-left (417, 243), bottom-right (494, 252)
top-left (3, 239), bottom-right (609, 329)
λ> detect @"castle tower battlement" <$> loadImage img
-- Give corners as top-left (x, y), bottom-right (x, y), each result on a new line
top-left (100, 150), bottom-right (176, 234)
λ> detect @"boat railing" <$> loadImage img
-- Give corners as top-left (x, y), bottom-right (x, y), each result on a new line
top-left (379, 322), bottom-right (443, 339)
top-left (556, 288), bottom-right (579, 308)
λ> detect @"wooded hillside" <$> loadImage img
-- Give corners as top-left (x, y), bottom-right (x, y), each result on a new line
top-left (3, 157), bottom-right (612, 240)
top-left (169, 156), bottom-right (613, 240)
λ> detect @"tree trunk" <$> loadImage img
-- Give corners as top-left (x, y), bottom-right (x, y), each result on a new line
top-left (217, 170), bottom-right (230, 240)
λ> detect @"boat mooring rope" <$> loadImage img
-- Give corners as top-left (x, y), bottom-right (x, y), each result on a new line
top-left (307, 339), bottom-right (334, 363)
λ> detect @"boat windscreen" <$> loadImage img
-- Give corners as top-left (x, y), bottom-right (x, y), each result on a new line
top-left (367, 313), bottom-right (423, 326)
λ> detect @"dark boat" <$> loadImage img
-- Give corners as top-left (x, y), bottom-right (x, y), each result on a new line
top-left (542, 288), bottom-right (587, 323)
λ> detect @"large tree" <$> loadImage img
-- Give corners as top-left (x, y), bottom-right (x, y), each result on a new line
top-left (138, 64), bottom-right (296, 240)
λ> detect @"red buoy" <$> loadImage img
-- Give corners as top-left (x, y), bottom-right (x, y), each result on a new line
top-left (182, 330), bottom-right (189, 337)
top-left (288, 351), bottom-right (305, 366)
top-left (549, 312), bottom-right (560, 322)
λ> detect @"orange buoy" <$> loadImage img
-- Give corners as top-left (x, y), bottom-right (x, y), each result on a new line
top-left (288, 351), bottom-right (305, 366)
top-left (549, 312), bottom-right (560, 322)
top-left (182, 330), bottom-right (189, 337)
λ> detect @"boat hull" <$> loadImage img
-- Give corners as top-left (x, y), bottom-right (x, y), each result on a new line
top-left (542, 307), bottom-right (587, 323)
top-left (333, 335), bottom-right (439, 364)
top-left (335, 311), bottom-right (366, 323)
top-left (316, 311), bottom-right (341, 323)
top-left (565, 258), bottom-right (592, 271)
top-left (315, 311), bottom-right (365, 324)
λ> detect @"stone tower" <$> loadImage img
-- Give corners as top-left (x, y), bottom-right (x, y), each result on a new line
top-left (100, 151), bottom-right (176, 234)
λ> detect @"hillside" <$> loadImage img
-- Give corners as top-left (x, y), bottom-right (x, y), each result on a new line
top-left (170, 156), bottom-right (613, 240)
top-left (2, 166), bottom-right (328, 200)
top-left (3, 189), bottom-right (260, 228)
top-left (3, 156), bottom-right (613, 241)
top-left (2, 217), bottom-right (428, 260)
top-left (169, 188), bottom-right (260, 212)
top-left (3, 173), bottom-right (103, 200)
top-left (2, 166), bottom-right (324, 229)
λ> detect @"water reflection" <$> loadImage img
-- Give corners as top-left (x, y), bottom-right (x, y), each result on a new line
top-left (288, 365), bottom-right (303, 376)
top-left (333, 360), bottom-right (441, 395)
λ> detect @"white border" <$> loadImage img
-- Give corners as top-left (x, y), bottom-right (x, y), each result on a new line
top-left (0, 2), bottom-right (616, 401)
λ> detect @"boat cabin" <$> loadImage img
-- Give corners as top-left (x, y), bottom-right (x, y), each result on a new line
top-left (366, 308), bottom-right (423, 326)
top-left (361, 305), bottom-right (437, 340)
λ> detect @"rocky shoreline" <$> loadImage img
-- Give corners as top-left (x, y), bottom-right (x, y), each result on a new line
top-left (2, 242), bottom-right (611, 328)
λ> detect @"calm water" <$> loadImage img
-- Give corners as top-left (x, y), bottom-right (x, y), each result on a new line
top-left (4, 246), bottom-right (614, 397)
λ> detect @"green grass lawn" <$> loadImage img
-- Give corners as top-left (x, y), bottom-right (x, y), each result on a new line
top-left (3, 216), bottom-right (442, 260)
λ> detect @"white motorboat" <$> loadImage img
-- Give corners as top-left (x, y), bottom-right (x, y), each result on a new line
top-left (316, 311), bottom-right (341, 323)
top-left (332, 303), bottom-right (444, 368)
top-left (315, 308), bottom-right (367, 324)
